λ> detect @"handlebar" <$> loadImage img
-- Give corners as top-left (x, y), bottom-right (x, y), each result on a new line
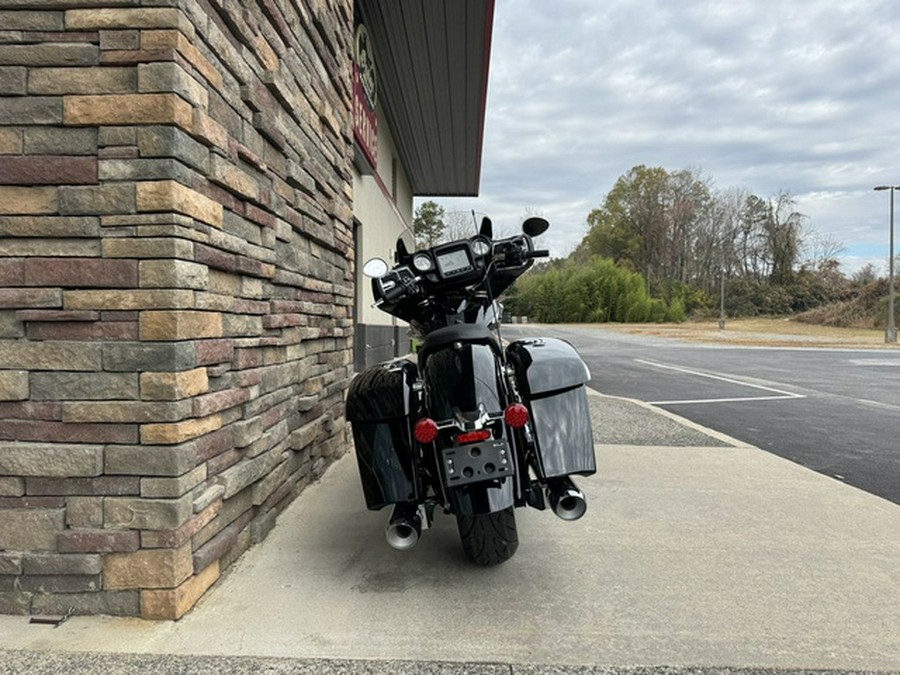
top-left (375, 237), bottom-right (548, 308)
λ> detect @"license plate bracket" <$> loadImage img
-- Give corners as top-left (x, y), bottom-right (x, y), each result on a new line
top-left (441, 440), bottom-right (513, 488)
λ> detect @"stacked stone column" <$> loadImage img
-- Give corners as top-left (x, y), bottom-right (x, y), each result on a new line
top-left (0, 0), bottom-right (354, 619)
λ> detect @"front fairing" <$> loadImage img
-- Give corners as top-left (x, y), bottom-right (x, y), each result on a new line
top-left (371, 233), bottom-right (534, 330)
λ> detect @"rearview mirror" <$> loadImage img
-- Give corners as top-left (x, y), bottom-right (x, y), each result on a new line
top-left (362, 258), bottom-right (388, 278)
top-left (522, 217), bottom-right (549, 237)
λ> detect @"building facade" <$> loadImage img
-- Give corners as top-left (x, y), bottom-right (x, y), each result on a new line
top-left (0, 0), bottom-right (492, 619)
top-left (352, 0), bottom-right (494, 369)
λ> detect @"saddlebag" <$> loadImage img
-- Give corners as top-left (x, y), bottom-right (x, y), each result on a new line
top-left (345, 359), bottom-right (419, 510)
top-left (506, 338), bottom-right (596, 479)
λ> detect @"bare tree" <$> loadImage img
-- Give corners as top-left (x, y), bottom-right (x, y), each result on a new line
top-left (851, 262), bottom-right (880, 286)
top-left (802, 232), bottom-right (846, 269)
top-left (442, 210), bottom-right (478, 242)
top-left (766, 190), bottom-right (806, 284)
top-left (689, 186), bottom-right (747, 295)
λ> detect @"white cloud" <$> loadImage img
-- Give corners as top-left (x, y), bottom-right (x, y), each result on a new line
top-left (423, 0), bottom-right (900, 273)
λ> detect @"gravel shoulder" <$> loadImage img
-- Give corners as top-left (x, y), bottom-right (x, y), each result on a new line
top-left (587, 391), bottom-right (735, 447)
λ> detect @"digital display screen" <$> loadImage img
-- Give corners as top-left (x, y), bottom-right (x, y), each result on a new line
top-left (437, 248), bottom-right (471, 275)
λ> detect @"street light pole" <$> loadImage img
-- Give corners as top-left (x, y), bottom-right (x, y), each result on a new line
top-left (874, 185), bottom-right (897, 343)
top-left (718, 228), bottom-right (735, 331)
top-left (719, 263), bottom-right (725, 330)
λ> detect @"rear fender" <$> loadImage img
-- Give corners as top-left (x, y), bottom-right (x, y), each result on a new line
top-left (422, 341), bottom-right (515, 515)
top-left (447, 480), bottom-right (515, 516)
top-left (422, 342), bottom-right (503, 421)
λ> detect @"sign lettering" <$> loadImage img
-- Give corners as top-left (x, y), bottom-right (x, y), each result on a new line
top-left (353, 21), bottom-right (378, 170)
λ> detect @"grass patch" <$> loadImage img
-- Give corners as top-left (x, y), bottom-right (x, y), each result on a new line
top-left (559, 317), bottom-right (896, 349)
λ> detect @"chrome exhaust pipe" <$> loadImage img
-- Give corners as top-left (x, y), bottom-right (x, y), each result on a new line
top-left (547, 477), bottom-right (587, 521)
top-left (385, 504), bottom-right (421, 550)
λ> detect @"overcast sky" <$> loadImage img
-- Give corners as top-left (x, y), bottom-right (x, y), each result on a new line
top-left (428, 0), bottom-right (900, 274)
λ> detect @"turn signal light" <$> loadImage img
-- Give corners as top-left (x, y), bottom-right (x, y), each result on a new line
top-left (504, 403), bottom-right (529, 428)
top-left (413, 418), bottom-right (438, 444)
top-left (456, 429), bottom-right (491, 445)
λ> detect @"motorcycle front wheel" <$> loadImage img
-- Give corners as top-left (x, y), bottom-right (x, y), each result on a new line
top-left (456, 507), bottom-right (519, 566)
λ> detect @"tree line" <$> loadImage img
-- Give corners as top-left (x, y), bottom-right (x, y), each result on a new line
top-left (571, 165), bottom-right (822, 294)
top-left (414, 166), bottom-right (893, 324)
top-left (505, 164), bottom-right (874, 323)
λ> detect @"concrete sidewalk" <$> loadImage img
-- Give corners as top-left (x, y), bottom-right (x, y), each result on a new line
top-left (1, 394), bottom-right (899, 672)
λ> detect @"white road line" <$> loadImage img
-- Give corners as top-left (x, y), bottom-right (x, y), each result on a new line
top-left (634, 358), bottom-right (806, 406)
top-left (848, 359), bottom-right (900, 366)
top-left (852, 397), bottom-right (900, 412)
top-left (649, 394), bottom-right (801, 405)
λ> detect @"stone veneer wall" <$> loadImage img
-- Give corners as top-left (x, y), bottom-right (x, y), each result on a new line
top-left (0, 0), bottom-right (354, 619)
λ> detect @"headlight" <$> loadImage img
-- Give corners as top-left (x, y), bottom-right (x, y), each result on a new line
top-left (412, 253), bottom-right (434, 272)
top-left (471, 239), bottom-right (491, 257)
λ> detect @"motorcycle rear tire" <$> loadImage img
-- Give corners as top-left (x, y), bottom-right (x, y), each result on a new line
top-left (456, 507), bottom-right (519, 566)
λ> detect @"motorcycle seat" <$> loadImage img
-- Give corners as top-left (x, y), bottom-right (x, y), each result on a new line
top-left (418, 324), bottom-right (502, 361)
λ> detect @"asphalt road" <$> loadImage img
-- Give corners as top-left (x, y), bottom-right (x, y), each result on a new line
top-left (503, 324), bottom-right (900, 505)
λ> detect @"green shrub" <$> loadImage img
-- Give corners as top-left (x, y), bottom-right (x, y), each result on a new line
top-left (665, 296), bottom-right (687, 322)
top-left (507, 257), bottom-right (683, 324)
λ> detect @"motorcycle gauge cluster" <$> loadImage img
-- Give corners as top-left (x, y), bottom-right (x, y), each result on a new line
top-left (412, 253), bottom-right (434, 273)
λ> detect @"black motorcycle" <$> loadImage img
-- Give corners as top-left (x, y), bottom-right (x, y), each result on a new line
top-left (346, 217), bottom-right (596, 565)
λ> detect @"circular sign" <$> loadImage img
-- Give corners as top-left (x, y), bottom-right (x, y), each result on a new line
top-left (355, 23), bottom-right (377, 111)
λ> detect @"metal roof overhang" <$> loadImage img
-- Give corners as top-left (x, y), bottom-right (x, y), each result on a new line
top-left (358, 0), bottom-right (494, 197)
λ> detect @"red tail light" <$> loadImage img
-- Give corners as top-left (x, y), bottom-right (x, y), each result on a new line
top-left (504, 403), bottom-right (529, 428)
top-left (413, 418), bottom-right (438, 444)
top-left (455, 429), bottom-right (491, 445)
